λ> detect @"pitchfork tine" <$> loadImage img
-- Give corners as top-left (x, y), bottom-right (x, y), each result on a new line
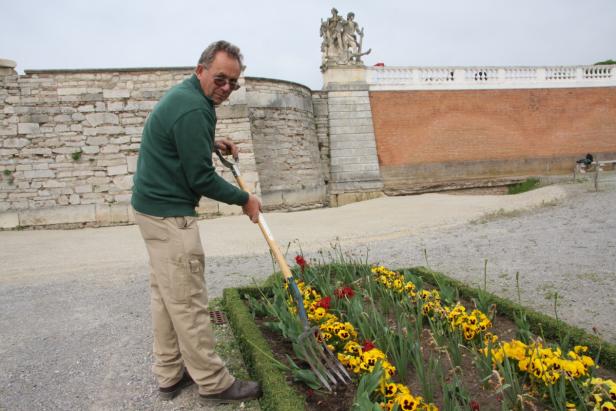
top-left (297, 341), bottom-right (333, 391)
top-left (314, 338), bottom-right (352, 384)
top-left (301, 334), bottom-right (338, 385)
top-left (299, 326), bottom-right (351, 386)
top-left (321, 344), bottom-right (353, 383)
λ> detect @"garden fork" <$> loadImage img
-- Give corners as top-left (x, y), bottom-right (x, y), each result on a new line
top-left (215, 149), bottom-right (352, 392)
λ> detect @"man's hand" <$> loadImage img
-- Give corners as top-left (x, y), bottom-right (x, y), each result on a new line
top-left (215, 138), bottom-right (239, 160)
top-left (242, 194), bottom-right (262, 223)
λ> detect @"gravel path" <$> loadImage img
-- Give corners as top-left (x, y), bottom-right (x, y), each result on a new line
top-left (1, 174), bottom-right (614, 410)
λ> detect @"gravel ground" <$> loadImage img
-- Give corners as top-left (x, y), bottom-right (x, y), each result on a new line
top-left (0, 174), bottom-right (614, 410)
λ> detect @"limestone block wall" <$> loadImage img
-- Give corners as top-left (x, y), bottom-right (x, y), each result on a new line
top-left (246, 78), bottom-right (326, 210)
top-left (0, 67), bottom-right (188, 228)
top-left (312, 91), bottom-right (330, 187)
top-left (0, 67), bottom-right (325, 229)
top-left (325, 85), bottom-right (384, 206)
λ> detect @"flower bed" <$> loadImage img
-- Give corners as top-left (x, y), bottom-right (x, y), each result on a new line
top-left (223, 259), bottom-right (616, 411)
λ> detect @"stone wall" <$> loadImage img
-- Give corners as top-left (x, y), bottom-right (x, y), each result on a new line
top-left (312, 91), bottom-right (330, 187)
top-left (0, 67), bottom-right (182, 228)
top-left (246, 78), bottom-right (325, 210)
top-left (0, 67), bottom-right (327, 229)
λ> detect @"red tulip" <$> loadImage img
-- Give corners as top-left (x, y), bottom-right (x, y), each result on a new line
top-left (316, 296), bottom-right (331, 309)
top-left (363, 340), bottom-right (376, 351)
top-left (334, 286), bottom-right (355, 299)
top-left (295, 255), bottom-right (307, 272)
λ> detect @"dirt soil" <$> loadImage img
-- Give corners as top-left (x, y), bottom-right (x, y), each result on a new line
top-left (252, 291), bottom-right (616, 411)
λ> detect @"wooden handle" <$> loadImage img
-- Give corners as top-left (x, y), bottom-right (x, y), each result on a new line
top-left (234, 174), bottom-right (250, 192)
top-left (235, 174), bottom-right (295, 280)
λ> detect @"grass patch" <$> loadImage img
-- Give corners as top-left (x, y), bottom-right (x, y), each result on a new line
top-left (575, 272), bottom-right (605, 284)
top-left (508, 177), bottom-right (540, 194)
top-left (71, 149), bottom-right (83, 161)
top-left (471, 208), bottom-right (525, 224)
top-left (471, 198), bottom-right (562, 224)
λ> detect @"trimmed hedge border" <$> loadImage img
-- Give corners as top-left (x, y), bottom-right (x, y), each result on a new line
top-left (222, 287), bottom-right (306, 411)
top-left (408, 266), bottom-right (616, 371)
top-left (222, 266), bottom-right (616, 411)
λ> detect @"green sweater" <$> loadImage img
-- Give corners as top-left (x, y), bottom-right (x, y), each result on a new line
top-left (131, 74), bottom-right (248, 217)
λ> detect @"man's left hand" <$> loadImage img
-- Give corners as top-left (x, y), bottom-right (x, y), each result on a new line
top-left (215, 138), bottom-right (239, 160)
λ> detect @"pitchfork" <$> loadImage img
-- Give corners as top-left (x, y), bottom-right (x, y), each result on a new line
top-left (215, 149), bottom-right (352, 392)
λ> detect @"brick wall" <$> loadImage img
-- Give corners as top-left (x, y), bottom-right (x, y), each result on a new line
top-left (370, 88), bottom-right (616, 193)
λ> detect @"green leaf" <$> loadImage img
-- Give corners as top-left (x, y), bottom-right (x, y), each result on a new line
top-left (284, 354), bottom-right (322, 389)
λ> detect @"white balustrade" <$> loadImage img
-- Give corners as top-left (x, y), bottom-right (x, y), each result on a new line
top-left (367, 65), bottom-right (615, 90)
top-left (545, 66), bottom-right (576, 80)
top-left (504, 67), bottom-right (537, 80)
top-left (464, 68), bottom-right (499, 83)
top-left (418, 68), bottom-right (454, 83)
top-left (584, 66), bottom-right (612, 79)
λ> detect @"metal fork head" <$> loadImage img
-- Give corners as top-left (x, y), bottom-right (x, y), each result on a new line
top-left (296, 326), bottom-right (353, 392)
top-left (214, 149), bottom-right (240, 176)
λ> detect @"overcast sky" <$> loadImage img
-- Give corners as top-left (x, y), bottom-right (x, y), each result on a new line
top-left (2, 0), bottom-right (615, 90)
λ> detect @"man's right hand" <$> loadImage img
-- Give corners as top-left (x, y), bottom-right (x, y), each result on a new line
top-left (242, 194), bottom-right (262, 223)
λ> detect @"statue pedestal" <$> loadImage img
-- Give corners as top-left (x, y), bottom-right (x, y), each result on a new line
top-left (321, 65), bottom-right (384, 205)
top-left (322, 65), bottom-right (367, 90)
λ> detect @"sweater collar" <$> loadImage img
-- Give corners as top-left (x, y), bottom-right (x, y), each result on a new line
top-left (188, 74), bottom-right (214, 107)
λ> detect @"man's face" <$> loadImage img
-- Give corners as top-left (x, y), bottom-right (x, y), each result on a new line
top-left (195, 51), bottom-right (241, 105)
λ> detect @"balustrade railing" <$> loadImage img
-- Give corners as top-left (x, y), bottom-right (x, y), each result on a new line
top-left (367, 65), bottom-right (615, 90)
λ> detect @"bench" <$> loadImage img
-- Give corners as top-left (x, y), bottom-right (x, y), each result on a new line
top-left (573, 159), bottom-right (616, 190)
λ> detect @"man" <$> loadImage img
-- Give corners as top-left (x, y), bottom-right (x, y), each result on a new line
top-left (131, 40), bottom-right (262, 403)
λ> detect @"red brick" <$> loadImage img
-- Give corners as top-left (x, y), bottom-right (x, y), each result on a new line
top-left (369, 88), bottom-right (616, 167)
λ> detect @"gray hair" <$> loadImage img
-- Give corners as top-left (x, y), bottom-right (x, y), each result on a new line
top-left (198, 40), bottom-right (244, 70)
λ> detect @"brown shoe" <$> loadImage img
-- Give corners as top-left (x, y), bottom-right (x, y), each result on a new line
top-left (199, 379), bottom-right (262, 404)
top-left (159, 371), bottom-right (194, 400)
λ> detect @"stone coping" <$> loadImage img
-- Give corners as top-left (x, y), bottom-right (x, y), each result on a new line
top-left (20, 67), bottom-right (313, 90)
top-left (23, 66), bottom-right (195, 74)
top-left (0, 58), bottom-right (17, 68)
top-left (246, 76), bottom-right (312, 92)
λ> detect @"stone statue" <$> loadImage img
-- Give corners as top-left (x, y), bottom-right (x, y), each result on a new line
top-left (320, 9), bottom-right (371, 71)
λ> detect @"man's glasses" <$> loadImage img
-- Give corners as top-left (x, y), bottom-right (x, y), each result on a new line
top-left (213, 76), bottom-right (241, 91)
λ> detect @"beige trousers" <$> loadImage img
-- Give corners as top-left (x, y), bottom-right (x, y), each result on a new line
top-left (134, 211), bottom-right (234, 395)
